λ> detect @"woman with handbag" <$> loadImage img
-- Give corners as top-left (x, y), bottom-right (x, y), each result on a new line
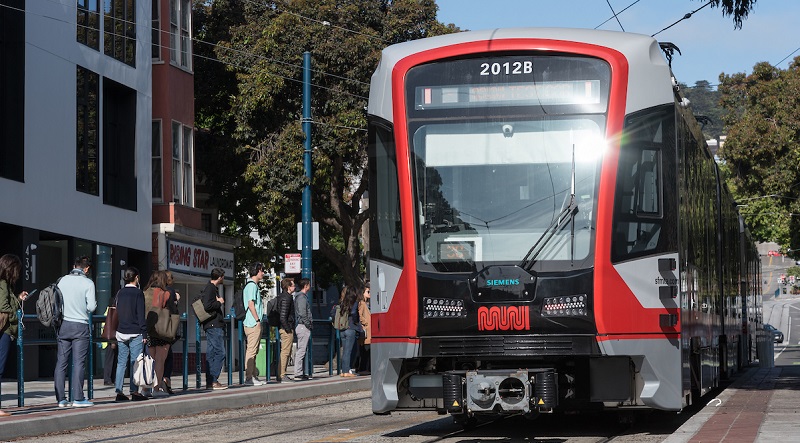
top-left (0, 254), bottom-right (28, 417)
top-left (114, 266), bottom-right (148, 402)
top-left (146, 270), bottom-right (177, 398)
top-left (162, 271), bottom-right (180, 394)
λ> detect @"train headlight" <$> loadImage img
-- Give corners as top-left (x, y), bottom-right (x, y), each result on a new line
top-left (541, 295), bottom-right (588, 317)
top-left (423, 297), bottom-right (467, 319)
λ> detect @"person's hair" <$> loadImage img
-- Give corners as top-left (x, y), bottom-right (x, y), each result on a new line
top-left (0, 254), bottom-right (22, 287)
top-left (248, 262), bottom-right (264, 277)
top-left (297, 278), bottom-right (310, 291)
top-left (210, 267), bottom-right (225, 281)
top-left (123, 266), bottom-right (140, 284)
top-left (341, 285), bottom-right (359, 313)
top-left (165, 270), bottom-right (174, 286)
top-left (145, 270), bottom-right (167, 290)
top-left (281, 277), bottom-right (294, 292)
top-left (364, 280), bottom-right (370, 290)
top-left (74, 255), bottom-right (91, 269)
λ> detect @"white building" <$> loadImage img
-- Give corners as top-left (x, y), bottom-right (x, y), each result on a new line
top-left (1, 0), bottom-right (152, 378)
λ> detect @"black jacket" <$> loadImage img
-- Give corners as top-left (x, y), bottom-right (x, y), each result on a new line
top-left (200, 281), bottom-right (224, 330)
top-left (277, 290), bottom-right (295, 332)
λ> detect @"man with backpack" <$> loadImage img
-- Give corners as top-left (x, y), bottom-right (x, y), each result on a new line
top-left (242, 262), bottom-right (265, 386)
top-left (54, 256), bottom-right (97, 408)
top-left (276, 278), bottom-right (295, 382)
top-left (200, 268), bottom-right (227, 390)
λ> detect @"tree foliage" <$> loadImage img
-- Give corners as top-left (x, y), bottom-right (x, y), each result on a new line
top-left (195, 0), bottom-right (455, 288)
top-left (718, 57), bottom-right (800, 251)
top-left (708, 0), bottom-right (757, 29)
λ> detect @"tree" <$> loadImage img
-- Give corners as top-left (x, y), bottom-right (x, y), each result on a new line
top-left (718, 57), bottom-right (800, 250)
top-left (195, 0), bottom-right (455, 288)
top-left (708, 0), bottom-right (757, 29)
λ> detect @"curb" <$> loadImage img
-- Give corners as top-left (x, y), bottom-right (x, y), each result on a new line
top-left (0, 377), bottom-right (371, 440)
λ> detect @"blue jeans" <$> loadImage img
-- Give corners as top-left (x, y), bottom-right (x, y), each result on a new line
top-left (54, 320), bottom-right (90, 402)
top-left (115, 334), bottom-right (144, 394)
top-left (0, 332), bottom-right (12, 378)
top-left (205, 327), bottom-right (225, 384)
top-left (341, 328), bottom-right (358, 373)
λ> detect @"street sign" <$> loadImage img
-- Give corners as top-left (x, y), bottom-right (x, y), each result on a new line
top-left (297, 222), bottom-right (320, 250)
top-left (285, 253), bottom-right (301, 274)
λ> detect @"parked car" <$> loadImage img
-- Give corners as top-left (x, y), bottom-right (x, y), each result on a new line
top-left (764, 324), bottom-right (784, 343)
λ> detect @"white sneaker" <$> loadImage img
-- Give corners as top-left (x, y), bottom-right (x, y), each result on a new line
top-left (244, 378), bottom-right (265, 386)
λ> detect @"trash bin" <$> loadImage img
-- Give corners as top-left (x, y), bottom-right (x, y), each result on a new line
top-left (256, 339), bottom-right (267, 376)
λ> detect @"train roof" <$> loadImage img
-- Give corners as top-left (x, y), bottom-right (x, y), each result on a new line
top-left (369, 28), bottom-right (675, 121)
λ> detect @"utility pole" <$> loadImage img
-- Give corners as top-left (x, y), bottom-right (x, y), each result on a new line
top-left (301, 51), bottom-right (312, 281)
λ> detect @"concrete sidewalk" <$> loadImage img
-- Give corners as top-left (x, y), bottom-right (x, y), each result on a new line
top-left (0, 366), bottom-right (370, 441)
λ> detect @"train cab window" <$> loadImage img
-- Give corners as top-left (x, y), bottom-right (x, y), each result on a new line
top-left (368, 122), bottom-right (403, 264)
top-left (612, 105), bottom-right (675, 263)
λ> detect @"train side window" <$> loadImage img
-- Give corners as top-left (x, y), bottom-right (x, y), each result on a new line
top-left (612, 106), bottom-right (673, 263)
top-left (368, 122), bottom-right (403, 264)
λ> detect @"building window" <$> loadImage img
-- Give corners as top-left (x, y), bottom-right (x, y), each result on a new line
top-left (172, 121), bottom-right (181, 203)
top-left (152, 120), bottom-right (162, 200)
top-left (171, 121), bottom-right (194, 206)
top-left (103, 78), bottom-right (137, 211)
top-left (1, 0), bottom-right (25, 182)
top-left (170, 0), bottom-right (191, 69)
top-left (182, 125), bottom-right (193, 206)
top-left (77, 0), bottom-right (100, 50)
top-left (152, 0), bottom-right (161, 60)
top-left (76, 66), bottom-right (99, 195)
top-left (104, 0), bottom-right (136, 66)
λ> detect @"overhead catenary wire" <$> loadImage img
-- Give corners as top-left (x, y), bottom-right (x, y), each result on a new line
top-left (595, 0), bottom-right (643, 29)
top-left (651, 0), bottom-right (712, 37)
top-left (603, 0), bottom-right (626, 32)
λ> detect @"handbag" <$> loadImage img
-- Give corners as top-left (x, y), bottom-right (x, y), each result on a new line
top-left (192, 297), bottom-right (213, 323)
top-left (147, 288), bottom-right (179, 342)
top-left (101, 306), bottom-right (119, 340)
top-left (132, 347), bottom-right (157, 388)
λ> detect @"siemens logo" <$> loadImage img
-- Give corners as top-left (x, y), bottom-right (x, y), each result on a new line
top-left (486, 279), bottom-right (520, 286)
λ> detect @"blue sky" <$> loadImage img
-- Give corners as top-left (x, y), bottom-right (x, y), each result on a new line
top-left (436, 0), bottom-right (798, 88)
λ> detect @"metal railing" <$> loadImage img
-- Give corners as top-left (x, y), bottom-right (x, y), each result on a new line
top-left (5, 308), bottom-right (340, 407)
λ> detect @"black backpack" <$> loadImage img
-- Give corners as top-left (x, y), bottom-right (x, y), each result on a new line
top-left (232, 281), bottom-right (256, 321)
top-left (36, 278), bottom-right (64, 329)
top-left (266, 295), bottom-right (280, 327)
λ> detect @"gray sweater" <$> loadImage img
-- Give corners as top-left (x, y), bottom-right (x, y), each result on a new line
top-left (294, 291), bottom-right (313, 329)
top-left (57, 269), bottom-right (97, 324)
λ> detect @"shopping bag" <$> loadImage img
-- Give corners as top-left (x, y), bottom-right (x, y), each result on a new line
top-left (132, 347), bottom-right (157, 388)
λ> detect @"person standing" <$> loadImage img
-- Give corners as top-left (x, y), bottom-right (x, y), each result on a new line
top-left (201, 268), bottom-right (227, 390)
top-left (277, 278), bottom-right (295, 382)
top-left (0, 254), bottom-right (28, 417)
top-left (54, 256), bottom-right (97, 407)
top-left (102, 292), bottom-right (118, 386)
top-left (243, 262), bottom-right (265, 386)
top-left (146, 270), bottom-right (177, 398)
top-left (162, 270), bottom-right (179, 394)
top-left (114, 266), bottom-right (148, 402)
top-left (339, 286), bottom-right (360, 377)
top-left (357, 282), bottom-right (371, 375)
top-left (293, 278), bottom-right (313, 381)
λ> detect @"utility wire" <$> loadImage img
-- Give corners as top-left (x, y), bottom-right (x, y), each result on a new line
top-left (651, 0), bottom-right (712, 37)
top-left (595, 0), bottom-right (643, 29)
top-left (774, 46), bottom-right (800, 68)
top-left (603, 0), bottom-right (625, 32)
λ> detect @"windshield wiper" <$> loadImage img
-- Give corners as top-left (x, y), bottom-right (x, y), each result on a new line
top-left (519, 145), bottom-right (578, 271)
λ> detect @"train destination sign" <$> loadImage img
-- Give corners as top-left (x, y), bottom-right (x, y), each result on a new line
top-left (415, 80), bottom-right (601, 110)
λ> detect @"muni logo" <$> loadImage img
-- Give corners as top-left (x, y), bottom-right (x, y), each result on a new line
top-left (477, 306), bottom-right (530, 331)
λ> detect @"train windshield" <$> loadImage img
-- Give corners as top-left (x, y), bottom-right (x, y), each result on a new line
top-left (405, 55), bottom-right (609, 272)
